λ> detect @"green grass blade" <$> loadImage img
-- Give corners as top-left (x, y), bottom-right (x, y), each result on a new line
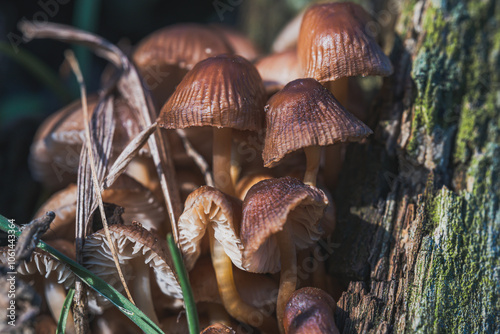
top-left (0, 42), bottom-right (73, 103)
top-left (0, 215), bottom-right (164, 334)
top-left (166, 233), bottom-right (200, 334)
top-left (56, 288), bottom-right (75, 334)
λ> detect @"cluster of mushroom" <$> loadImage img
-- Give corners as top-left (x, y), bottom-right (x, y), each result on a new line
top-left (16, 1), bottom-right (392, 333)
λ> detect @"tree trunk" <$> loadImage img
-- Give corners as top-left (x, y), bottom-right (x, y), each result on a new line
top-left (328, 0), bottom-right (499, 333)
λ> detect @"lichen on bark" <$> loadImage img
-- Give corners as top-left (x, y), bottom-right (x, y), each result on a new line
top-left (329, 0), bottom-right (500, 332)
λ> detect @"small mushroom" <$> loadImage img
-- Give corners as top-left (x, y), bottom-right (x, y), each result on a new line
top-left (298, 2), bottom-right (393, 91)
top-left (209, 24), bottom-right (260, 61)
top-left (83, 223), bottom-right (182, 324)
top-left (33, 174), bottom-right (166, 239)
top-left (297, 2), bottom-right (393, 188)
top-left (235, 172), bottom-right (273, 201)
top-left (177, 186), bottom-right (276, 332)
top-left (263, 78), bottom-right (372, 187)
top-left (29, 95), bottom-right (153, 190)
top-left (283, 287), bottom-right (338, 334)
top-left (201, 323), bottom-right (236, 334)
top-left (158, 54), bottom-right (266, 196)
top-left (241, 177), bottom-right (328, 333)
top-left (132, 23), bottom-right (234, 108)
top-left (255, 49), bottom-right (302, 97)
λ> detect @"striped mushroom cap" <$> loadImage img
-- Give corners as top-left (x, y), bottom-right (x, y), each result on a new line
top-left (133, 23), bottom-right (233, 72)
top-left (178, 186), bottom-right (243, 270)
top-left (132, 23), bottom-right (234, 107)
top-left (283, 287), bottom-right (338, 334)
top-left (158, 54), bottom-right (266, 132)
top-left (83, 224), bottom-right (182, 303)
top-left (298, 2), bottom-right (393, 82)
top-left (201, 323), bottom-right (236, 334)
top-left (263, 78), bottom-right (372, 168)
top-left (241, 177), bottom-right (328, 273)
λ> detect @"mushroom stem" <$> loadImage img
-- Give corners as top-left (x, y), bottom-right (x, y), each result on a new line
top-left (44, 278), bottom-right (75, 334)
top-left (303, 146), bottom-right (322, 187)
top-left (213, 127), bottom-right (236, 196)
top-left (209, 229), bottom-right (277, 333)
top-left (276, 223), bottom-right (297, 334)
top-left (130, 257), bottom-right (160, 326)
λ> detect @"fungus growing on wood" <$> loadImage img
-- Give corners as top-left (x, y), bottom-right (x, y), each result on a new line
top-left (177, 186), bottom-right (276, 332)
top-left (283, 287), bottom-right (338, 334)
top-left (83, 223), bottom-right (182, 325)
top-left (263, 78), bottom-right (372, 187)
top-left (241, 176), bottom-right (328, 333)
top-left (158, 54), bottom-right (266, 196)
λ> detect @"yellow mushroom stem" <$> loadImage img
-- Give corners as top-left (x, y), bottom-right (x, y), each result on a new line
top-left (209, 229), bottom-right (277, 333)
top-left (276, 223), bottom-right (297, 334)
top-left (303, 146), bottom-right (322, 187)
top-left (129, 257), bottom-right (160, 326)
top-left (323, 77), bottom-right (349, 189)
top-left (45, 278), bottom-right (75, 334)
top-left (213, 127), bottom-right (236, 196)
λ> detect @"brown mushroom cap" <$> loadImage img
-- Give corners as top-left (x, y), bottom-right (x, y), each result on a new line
top-left (201, 323), bottom-right (236, 334)
top-left (262, 78), bottom-right (372, 168)
top-left (283, 287), bottom-right (338, 334)
top-left (29, 96), bottom-right (149, 189)
top-left (209, 24), bottom-right (260, 61)
top-left (255, 49), bottom-right (302, 96)
top-left (83, 223), bottom-right (182, 300)
top-left (178, 186), bottom-right (243, 270)
top-left (235, 172), bottom-right (273, 201)
top-left (298, 2), bottom-right (393, 82)
top-left (34, 175), bottom-right (165, 240)
top-left (133, 23), bottom-right (233, 72)
top-left (241, 177), bottom-right (328, 273)
top-left (158, 54), bottom-right (266, 132)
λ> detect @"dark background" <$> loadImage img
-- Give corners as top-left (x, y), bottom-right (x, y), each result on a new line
top-left (0, 0), bottom-right (244, 224)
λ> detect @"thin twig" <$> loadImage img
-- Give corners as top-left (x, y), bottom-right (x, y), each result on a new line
top-left (176, 129), bottom-right (215, 187)
top-left (65, 50), bottom-right (135, 305)
top-left (14, 212), bottom-right (55, 267)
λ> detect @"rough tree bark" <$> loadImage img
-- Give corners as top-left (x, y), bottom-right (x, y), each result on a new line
top-left (327, 0), bottom-right (500, 333)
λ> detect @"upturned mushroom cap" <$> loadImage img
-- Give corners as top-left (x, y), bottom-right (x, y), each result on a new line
top-left (133, 23), bottom-right (233, 72)
top-left (262, 78), bottom-right (372, 168)
top-left (178, 186), bottom-right (243, 270)
top-left (0, 240), bottom-right (75, 289)
top-left (83, 223), bottom-right (182, 300)
top-left (283, 287), bottom-right (338, 334)
top-left (158, 54), bottom-right (266, 132)
top-left (255, 49), bottom-right (302, 95)
top-left (298, 2), bottom-right (393, 82)
top-left (241, 177), bottom-right (328, 273)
